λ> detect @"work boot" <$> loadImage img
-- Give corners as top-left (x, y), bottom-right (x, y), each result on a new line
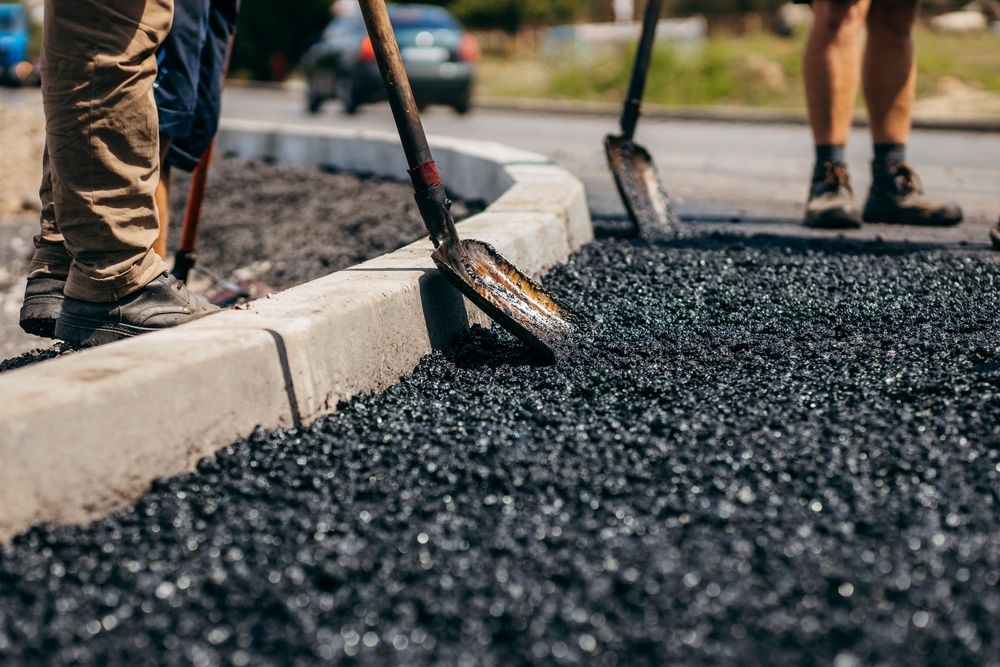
top-left (862, 161), bottom-right (963, 226)
top-left (804, 162), bottom-right (862, 229)
top-left (19, 277), bottom-right (66, 340)
top-left (990, 216), bottom-right (1000, 251)
top-left (55, 272), bottom-right (220, 347)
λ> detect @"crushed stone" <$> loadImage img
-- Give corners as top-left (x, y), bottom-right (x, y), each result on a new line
top-left (2, 233), bottom-right (1000, 666)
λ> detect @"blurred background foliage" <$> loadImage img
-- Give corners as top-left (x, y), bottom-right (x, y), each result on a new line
top-left (477, 26), bottom-right (1000, 108)
top-left (229, 0), bottom-right (603, 78)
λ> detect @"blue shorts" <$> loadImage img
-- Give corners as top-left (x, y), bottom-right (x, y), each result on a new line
top-left (155, 0), bottom-right (239, 171)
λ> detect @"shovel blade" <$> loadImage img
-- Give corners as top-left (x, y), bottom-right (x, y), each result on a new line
top-left (432, 238), bottom-right (590, 363)
top-left (605, 134), bottom-right (677, 241)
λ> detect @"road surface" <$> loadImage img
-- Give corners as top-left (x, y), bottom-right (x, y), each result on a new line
top-left (220, 84), bottom-right (1000, 247)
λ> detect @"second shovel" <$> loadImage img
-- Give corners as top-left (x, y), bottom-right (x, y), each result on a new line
top-left (358, 0), bottom-right (590, 363)
top-left (605, 0), bottom-right (679, 241)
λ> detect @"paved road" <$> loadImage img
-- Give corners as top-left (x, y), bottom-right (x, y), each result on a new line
top-left (2, 85), bottom-right (998, 358)
top-left (3, 84), bottom-right (998, 244)
top-left (220, 85), bottom-right (1000, 247)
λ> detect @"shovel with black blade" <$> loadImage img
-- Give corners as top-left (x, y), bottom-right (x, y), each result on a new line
top-left (357, 0), bottom-right (590, 363)
top-left (605, 0), bottom-right (679, 241)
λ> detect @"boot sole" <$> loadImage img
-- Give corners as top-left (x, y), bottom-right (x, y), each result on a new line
top-left (804, 210), bottom-right (862, 230)
top-left (862, 219), bottom-right (963, 227)
top-left (19, 297), bottom-right (63, 340)
top-left (862, 205), bottom-right (963, 227)
top-left (54, 314), bottom-right (159, 347)
top-left (20, 317), bottom-right (58, 340)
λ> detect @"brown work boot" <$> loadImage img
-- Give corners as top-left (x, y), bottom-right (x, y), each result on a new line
top-left (19, 277), bottom-right (66, 340)
top-left (54, 272), bottom-right (220, 347)
top-left (862, 161), bottom-right (963, 226)
top-left (804, 162), bottom-right (862, 229)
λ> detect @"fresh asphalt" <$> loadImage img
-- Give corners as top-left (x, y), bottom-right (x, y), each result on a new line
top-left (2, 85), bottom-right (1000, 666)
top-left (4, 231), bottom-right (1000, 665)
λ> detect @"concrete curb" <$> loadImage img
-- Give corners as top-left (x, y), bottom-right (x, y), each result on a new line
top-left (0, 120), bottom-right (593, 543)
top-left (475, 97), bottom-right (1000, 134)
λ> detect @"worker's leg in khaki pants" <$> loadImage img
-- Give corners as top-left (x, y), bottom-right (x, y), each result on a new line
top-left (18, 145), bottom-right (72, 338)
top-left (22, 0), bottom-right (218, 345)
top-left (40, 0), bottom-right (172, 303)
top-left (27, 146), bottom-right (71, 280)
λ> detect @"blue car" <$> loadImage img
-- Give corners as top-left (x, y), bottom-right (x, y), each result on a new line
top-left (302, 3), bottom-right (478, 115)
top-left (0, 3), bottom-right (32, 86)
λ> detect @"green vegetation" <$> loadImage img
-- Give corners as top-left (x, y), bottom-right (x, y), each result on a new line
top-left (476, 27), bottom-right (1000, 109)
top-left (913, 29), bottom-right (1000, 96)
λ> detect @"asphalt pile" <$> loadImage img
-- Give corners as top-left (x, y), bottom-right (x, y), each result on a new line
top-left (2, 233), bottom-right (1000, 667)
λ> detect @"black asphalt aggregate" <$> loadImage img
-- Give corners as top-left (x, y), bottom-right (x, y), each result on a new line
top-left (2, 232), bottom-right (1000, 667)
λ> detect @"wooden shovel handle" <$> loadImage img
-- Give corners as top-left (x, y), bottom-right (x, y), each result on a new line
top-left (357, 0), bottom-right (433, 171)
top-left (178, 139), bottom-right (214, 253)
top-left (620, 0), bottom-right (664, 141)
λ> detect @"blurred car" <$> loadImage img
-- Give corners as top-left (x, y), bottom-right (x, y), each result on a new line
top-left (0, 3), bottom-right (36, 87)
top-left (301, 3), bottom-right (479, 115)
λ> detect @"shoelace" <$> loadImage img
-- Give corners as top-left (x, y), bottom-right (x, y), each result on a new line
top-left (823, 162), bottom-right (853, 195)
top-left (886, 161), bottom-right (923, 196)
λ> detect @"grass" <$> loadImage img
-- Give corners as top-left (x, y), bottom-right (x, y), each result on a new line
top-left (475, 26), bottom-right (1000, 109)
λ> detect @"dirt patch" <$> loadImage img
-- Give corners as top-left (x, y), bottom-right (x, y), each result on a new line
top-left (0, 342), bottom-right (78, 373)
top-left (165, 157), bottom-right (481, 292)
top-left (912, 75), bottom-right (1000, 118)
top-left (0, 157), bottom-right (480, 370)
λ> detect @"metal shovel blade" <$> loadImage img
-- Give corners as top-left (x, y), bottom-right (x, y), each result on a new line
top-left (431, 238), bottom-right (590, 363)
top-left (605, 134), bottom-right (677, 241)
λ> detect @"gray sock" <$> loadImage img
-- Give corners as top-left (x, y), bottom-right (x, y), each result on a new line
top-left (813, 144), bottom-right (847, 183)
top-left (873, 143), bottom-right (906, 179)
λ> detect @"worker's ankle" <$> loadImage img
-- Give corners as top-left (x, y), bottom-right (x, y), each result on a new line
top-left (872, 143), bottom-right (906, 179)
top-left (813, 144), bottom-right (847, 183)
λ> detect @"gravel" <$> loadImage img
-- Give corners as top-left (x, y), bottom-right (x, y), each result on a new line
top-left (3, 232), bottom-right (1000, 667)
top-left (0, 342), bottom-right (79, 374)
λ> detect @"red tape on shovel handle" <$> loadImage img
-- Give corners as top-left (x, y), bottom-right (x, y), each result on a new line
top-left (408, 161), bottom-right (442, 192)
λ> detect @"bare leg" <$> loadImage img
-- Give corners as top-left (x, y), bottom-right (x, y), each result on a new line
top-left (153, 135), bottom-right (172, 260)
top-left (803, 0), bottom-right (871, 145)
top-left (863, 0), bottom-right (918, 145)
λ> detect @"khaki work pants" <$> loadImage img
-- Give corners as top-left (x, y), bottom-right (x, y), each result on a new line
top-left (27, 0), bottom-right (173, 302)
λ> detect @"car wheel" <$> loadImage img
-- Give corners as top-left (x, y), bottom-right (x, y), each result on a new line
top-left (306, 80), bottom-right (323, 114)
top-left (452, 92), bottom-right (472, 115)
top-left (337, 78), bottom-right (359, 115)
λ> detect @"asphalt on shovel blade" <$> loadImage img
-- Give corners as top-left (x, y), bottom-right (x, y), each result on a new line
top-left (432, 239), bottom-right (590, 363)
top-left (605, 134), bottom-right (677, 241)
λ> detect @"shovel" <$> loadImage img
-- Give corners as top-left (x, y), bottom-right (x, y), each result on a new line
top-left (604, 0), bottom-right (678, 241)
top-left (171, 140), bottom-right (275, 306)
top-left (171, 139), bottom-right (215, 285)
top-left (357, 0), bottom-right (589, 362)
